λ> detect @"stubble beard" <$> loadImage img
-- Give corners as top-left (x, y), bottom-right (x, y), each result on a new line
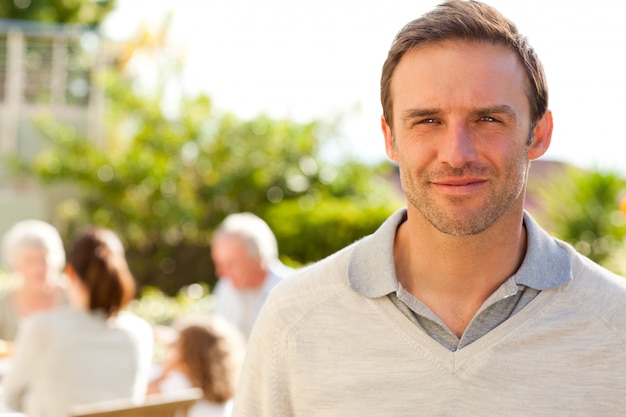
top-left (401, 149), bottom-right (530, 237)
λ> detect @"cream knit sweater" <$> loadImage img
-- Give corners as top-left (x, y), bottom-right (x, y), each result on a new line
top-left (233, 210), bottom-right (626, 416)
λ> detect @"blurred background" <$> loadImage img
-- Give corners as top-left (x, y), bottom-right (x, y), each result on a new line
top-left (1, 0), bottom-right (625, 321)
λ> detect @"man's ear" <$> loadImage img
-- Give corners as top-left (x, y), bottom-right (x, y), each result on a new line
top-left (382, 116), bottom-right (398, 163)
top-left (528, 110), bottom-right (553, 160)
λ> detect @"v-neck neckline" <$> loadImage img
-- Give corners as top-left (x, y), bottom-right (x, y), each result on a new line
top-left (370, 286), bottom-right (557, 371)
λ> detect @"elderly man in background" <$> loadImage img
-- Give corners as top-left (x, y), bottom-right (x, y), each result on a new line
top-left (210, 212), bottom-right (292, 340)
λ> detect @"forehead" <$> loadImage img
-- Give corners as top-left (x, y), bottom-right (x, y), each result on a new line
top-left (16, 246), bottom-right (48, 260)
top-left (391, 40), bottom-right (530, 117)
top-left (18, 245), bottom-right (47, 254)
top-left (211, 235), bottom-right (251, 258)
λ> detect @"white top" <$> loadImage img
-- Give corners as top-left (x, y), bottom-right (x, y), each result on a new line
top-left (213, 262), bottom-right (291, 339)
top-left (154, 370), bottom-right (232, 417)
top-left (2, 307), bottom-right (153, 417)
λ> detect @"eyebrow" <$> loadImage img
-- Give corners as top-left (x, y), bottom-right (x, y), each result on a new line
top-left (472, 105), bottom-right (518, 121)
top-left (400, 104), bottom-right (519, 124)
top-left (400, 108), bottom-right (440, 124)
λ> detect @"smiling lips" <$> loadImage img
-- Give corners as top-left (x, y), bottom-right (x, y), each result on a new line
top-left (431, 177), bottom-right (487, 195)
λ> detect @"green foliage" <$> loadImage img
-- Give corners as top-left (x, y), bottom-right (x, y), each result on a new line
top-left (128, 284), bottom-right (212, 326)
top-left (13, 70), bottom-right (402, 294)
top-left (532, 165), bottom-right (626, 274)
top-left (7, 15), bottom-right (403, 294)
top-left (264, 165), bottom-right (402, 265)
top-left (0, 0), bottom-right (115, 26)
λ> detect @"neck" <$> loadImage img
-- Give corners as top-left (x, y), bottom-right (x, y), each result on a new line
top-left (394, 207), bottom-right (527, 337)
top-left (237, 268), bottom-right (268, 290)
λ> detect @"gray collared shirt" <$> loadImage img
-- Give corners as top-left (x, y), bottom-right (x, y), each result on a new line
top-left (348, 209), bottom-right (572, 351)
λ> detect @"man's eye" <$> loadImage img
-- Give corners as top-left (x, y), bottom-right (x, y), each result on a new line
top-left (417, 118), bottom-right (438, 125)
top-left (480, 116), bottom-right (498, 122)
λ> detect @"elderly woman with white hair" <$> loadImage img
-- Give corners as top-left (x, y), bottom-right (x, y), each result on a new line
top-left (3, 226), bottom-right (153, 417)
top-left (0, 219), bottom-right (67, 348)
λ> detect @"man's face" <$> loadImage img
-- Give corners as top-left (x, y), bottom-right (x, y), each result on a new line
top-left (383, 40), bottom-right (550, 236)
top-left (211, 236), bottom-right (265, 289)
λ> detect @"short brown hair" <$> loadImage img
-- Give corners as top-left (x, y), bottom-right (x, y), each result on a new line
top-left (68, 227), bottom-right (136, 318)
top-left (380, 0), bottom-right (548, 131)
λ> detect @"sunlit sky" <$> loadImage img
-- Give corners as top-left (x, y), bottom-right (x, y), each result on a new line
top-left (102, 0), bottom-right (626, 174)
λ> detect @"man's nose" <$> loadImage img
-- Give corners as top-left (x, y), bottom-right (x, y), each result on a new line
top-left (438, 123), bottom-right (477, 168)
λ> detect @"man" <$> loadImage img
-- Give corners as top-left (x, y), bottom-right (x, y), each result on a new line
top-left (210, 212), bottom-right (291, 340)
top-left (232, 1), bottom-right (626, 416)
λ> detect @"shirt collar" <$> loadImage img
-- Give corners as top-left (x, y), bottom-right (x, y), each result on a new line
top-left (347, 209), bottom-right (405, 298)
top-left (347, 209), bottom-right (571, 298)
top-left (514, 212), bottom-right (572, 290)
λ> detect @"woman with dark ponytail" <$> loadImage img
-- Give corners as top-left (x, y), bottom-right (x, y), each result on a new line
top-left (3, 227), bottom-right (153, 417)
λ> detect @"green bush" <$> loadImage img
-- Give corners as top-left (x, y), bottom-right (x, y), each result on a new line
top-left (265, 198), bottom-right (400, 266)
top-left (11, 69), bottom-right (404, 295)
top-left (128, 283), bottom-right (212, 326)
top-left (531, 165), bottom-right (626, 275)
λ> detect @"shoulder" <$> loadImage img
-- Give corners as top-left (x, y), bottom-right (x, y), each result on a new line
top-left (22, 307), bottom-right (71, 327)
top-left (275, 243), bottom-right (354, 293)
top-left (256, 243), bottom-right (356, 333)
top-left (562, 240), bottom-right (626, 292)
top-left (19, 308), bottom-right (90, 340)
top-left (115, 311), bottom-right (153, 336)
top-left (13, 308), bottom-right (66, 346)
top-left (158, 370), bottom-right (193, 391)
top-left (559, 240), bottom-right (626, 322)
top-left (112, 311), bottom-right (154, 359)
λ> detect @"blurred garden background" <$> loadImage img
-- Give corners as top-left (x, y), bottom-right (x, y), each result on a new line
top-left (1, 0), bottom-right (625, 326)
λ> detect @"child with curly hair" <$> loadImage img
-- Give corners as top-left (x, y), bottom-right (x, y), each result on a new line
top-left (148, 315), bottom-right (245, 417)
